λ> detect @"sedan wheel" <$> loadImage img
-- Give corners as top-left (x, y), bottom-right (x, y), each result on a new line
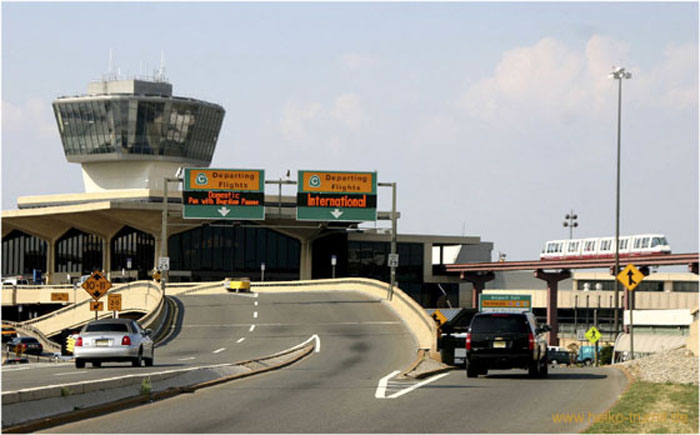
top-left (92, 361), bottom-right (102, 368)
top-left (132, 349), bottom-right (143, 367)
top-left (145, 351), bottom-right (154, 367)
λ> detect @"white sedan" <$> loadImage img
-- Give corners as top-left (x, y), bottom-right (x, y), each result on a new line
top-left (74, 318), bottom-right (154, 368)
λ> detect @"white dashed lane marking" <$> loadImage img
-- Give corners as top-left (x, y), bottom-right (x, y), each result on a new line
top-left (213, 347), bottom-right (226, 354)
top-left (236, 338), bottom-right (245, 344)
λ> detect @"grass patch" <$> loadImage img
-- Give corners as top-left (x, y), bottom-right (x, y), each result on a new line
top-left (584, 381), bottom-right (698, 433)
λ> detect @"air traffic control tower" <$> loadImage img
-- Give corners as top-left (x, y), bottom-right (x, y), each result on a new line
top-left (52, 77), bottom-right (225, 192)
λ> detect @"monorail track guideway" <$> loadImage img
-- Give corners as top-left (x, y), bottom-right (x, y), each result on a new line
top-left (445, 253), bottom-right (698, 346)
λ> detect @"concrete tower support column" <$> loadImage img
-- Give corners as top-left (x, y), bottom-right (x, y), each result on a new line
top-left (534, 269), bottom-right (571, 346)
top-left (461, 271), bottom-right (495, 309)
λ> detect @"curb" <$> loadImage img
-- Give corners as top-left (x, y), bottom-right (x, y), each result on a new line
top-left (2, 342), bottom-right (316, 432)
top-left (398, 349), bottom-right (455, 380)
top-left (579, 365), bottom-right (635, 433)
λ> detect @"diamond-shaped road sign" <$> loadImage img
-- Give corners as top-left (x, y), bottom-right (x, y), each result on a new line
top-left (617, 263), bottom-right (645, 291)
top-left (585, 326), bottom-right (602, 344)
top-left (82, 270), bottom-right (112, 301)
top-left (431, 309), bottom-right (448, 327)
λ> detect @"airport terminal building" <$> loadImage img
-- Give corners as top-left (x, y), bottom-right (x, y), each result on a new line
top-left (1, 77), bottom-right (487, 307)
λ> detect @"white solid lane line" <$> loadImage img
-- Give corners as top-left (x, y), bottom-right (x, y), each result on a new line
top-left (375, 370), bottom-right (451, 399)
top-left (213, 347), bottom-right (226, 354)
top-left (375, 370), bottom-right (401, 399)
top-left (54, 371), bottom-right (91, 377)
top-left (236, 338), bottom-right (245, 343)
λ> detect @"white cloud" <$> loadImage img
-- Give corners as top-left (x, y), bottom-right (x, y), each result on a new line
top-left (458, 35), bottom-right (696, 122)
top-left (2, 98), bottom-right (57, 137)
top-left (280, 101), bottom-right (322, 142)
top-left (339, 53), bottom-right (378, 70)
top-left (330, 93), bottom-right (365, 130)
top-left (636, 43), bottom-right (698, 109)
top-left (280, 93), bottom-right (366, 145)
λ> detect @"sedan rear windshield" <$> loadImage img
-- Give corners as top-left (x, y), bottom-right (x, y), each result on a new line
top-left (85, 323), bottom-right (129, 333)
top-left (470, 315), bottom-right (530, 334)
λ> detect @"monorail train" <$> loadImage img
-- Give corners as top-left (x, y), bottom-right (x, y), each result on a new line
top-left (540, 234), bottom-right (671, 260)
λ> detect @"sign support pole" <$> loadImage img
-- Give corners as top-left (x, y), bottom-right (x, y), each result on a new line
top-left (162, 176), bottom-right (182, 295)
top-left (630, 301), bottom-right (634, 360)
top-left (379, 182), bottom-right (397, 301)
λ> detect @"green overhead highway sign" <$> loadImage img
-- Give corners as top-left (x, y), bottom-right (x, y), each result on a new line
top-left (297, 170), bottom-right (377, 222)
top-left (183, 168), bottom-right (265, 220)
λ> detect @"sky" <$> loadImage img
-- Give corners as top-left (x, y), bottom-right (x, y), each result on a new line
top-left (2, 1), bottom-right (698, 262)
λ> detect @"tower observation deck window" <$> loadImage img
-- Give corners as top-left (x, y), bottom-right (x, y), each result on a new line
top-left (53, 95), bottom-right (224, 165)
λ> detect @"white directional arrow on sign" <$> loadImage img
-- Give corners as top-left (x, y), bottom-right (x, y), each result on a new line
top-left (331, 209), bottom-right (344, 219)
top-left (218, 207), bottom-right (231, 217)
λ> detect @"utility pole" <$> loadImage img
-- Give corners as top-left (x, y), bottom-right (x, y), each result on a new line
top-left (609, 66), bottom-right (631, 337)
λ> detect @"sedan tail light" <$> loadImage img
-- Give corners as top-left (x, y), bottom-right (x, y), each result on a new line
top-left (121, 335), bottom-right (131, 346)
top-left (528, 332), bottom-right (535, 351)
top-left (466, 332), bottom-right (472, 351)
top-left (75, 337), bottom-right (82, 347)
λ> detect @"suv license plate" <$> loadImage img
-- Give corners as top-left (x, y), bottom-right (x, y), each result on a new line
top-left (493, 341), bottom-right (506, 349)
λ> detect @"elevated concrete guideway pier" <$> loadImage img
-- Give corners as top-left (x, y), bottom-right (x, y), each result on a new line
top-left (439, 253), bottom-right (699, 345)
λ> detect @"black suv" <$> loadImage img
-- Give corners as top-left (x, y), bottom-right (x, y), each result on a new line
top-left (465, 311), bottom-right (550, 378)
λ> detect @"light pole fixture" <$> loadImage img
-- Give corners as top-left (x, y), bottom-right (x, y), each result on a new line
top-left (563, 210), bottom-right (578, 239)
top-left (609, 65), bottom-right (632, 336)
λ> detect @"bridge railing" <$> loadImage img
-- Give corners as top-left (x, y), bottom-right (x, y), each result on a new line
top-left (252, 278), bottom-right (438, 355)
top-left (18, 281), bottom-right (163, 338)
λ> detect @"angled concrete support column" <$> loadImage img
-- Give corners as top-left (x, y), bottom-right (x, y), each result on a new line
top-left (460, 271), bottom-right (495, 309)
top-left (299, 241), bottom-right (312, 281)
top-left (534, 269), bottom-right (571, 346)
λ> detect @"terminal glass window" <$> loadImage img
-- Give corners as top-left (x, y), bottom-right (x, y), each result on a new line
top-left (168, 225), bottom-right (299, 281)
top-left (673, 281), bottom-right (698, 292)
top-left (1, 230), bottom-right (47, 277)
top-left (110, 226), bottom-right (155, 280)
top-left (55, 228), bottom-right (103, 274)
top-left (347, 241), bottom-right (424, 303)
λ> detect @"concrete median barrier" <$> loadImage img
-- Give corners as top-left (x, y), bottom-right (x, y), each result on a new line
top-left (2, 337), bottom-right (317, 432)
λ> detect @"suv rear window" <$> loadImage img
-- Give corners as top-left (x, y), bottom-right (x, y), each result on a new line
top-left (470, 315), bottom-right (529, 333)
top-left (85, 323), bottom-right (129, 333)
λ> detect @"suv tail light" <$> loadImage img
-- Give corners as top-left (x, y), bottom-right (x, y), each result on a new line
top-left (75, 337), bottom-right (82, 347)
top-left (121, 336), bottom-right (131, 346)
top-left (528, 332), bottom-right (535, 351)
top-left (466, 332), bottom-right (472, 351)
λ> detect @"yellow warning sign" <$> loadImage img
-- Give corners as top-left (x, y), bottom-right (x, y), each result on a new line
top-left (107, 294), bottom-right (122, 311)
top-left (82, 270), bottom-right (112, 300)
top-left (585, 326), bottom-right (602, 344)
top-left (431, 309), bottom-right (448, 327)
top-left (617, 264), bottom-right (645, 291)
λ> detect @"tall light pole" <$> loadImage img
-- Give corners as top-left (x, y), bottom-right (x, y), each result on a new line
top-left (609, 66), bottom-right (632, 336)
top-left (563, 210), bottom-right (578, 239)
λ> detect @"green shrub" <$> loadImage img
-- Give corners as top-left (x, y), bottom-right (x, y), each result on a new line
top-left (599, 345), bottom-right (613, 365)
